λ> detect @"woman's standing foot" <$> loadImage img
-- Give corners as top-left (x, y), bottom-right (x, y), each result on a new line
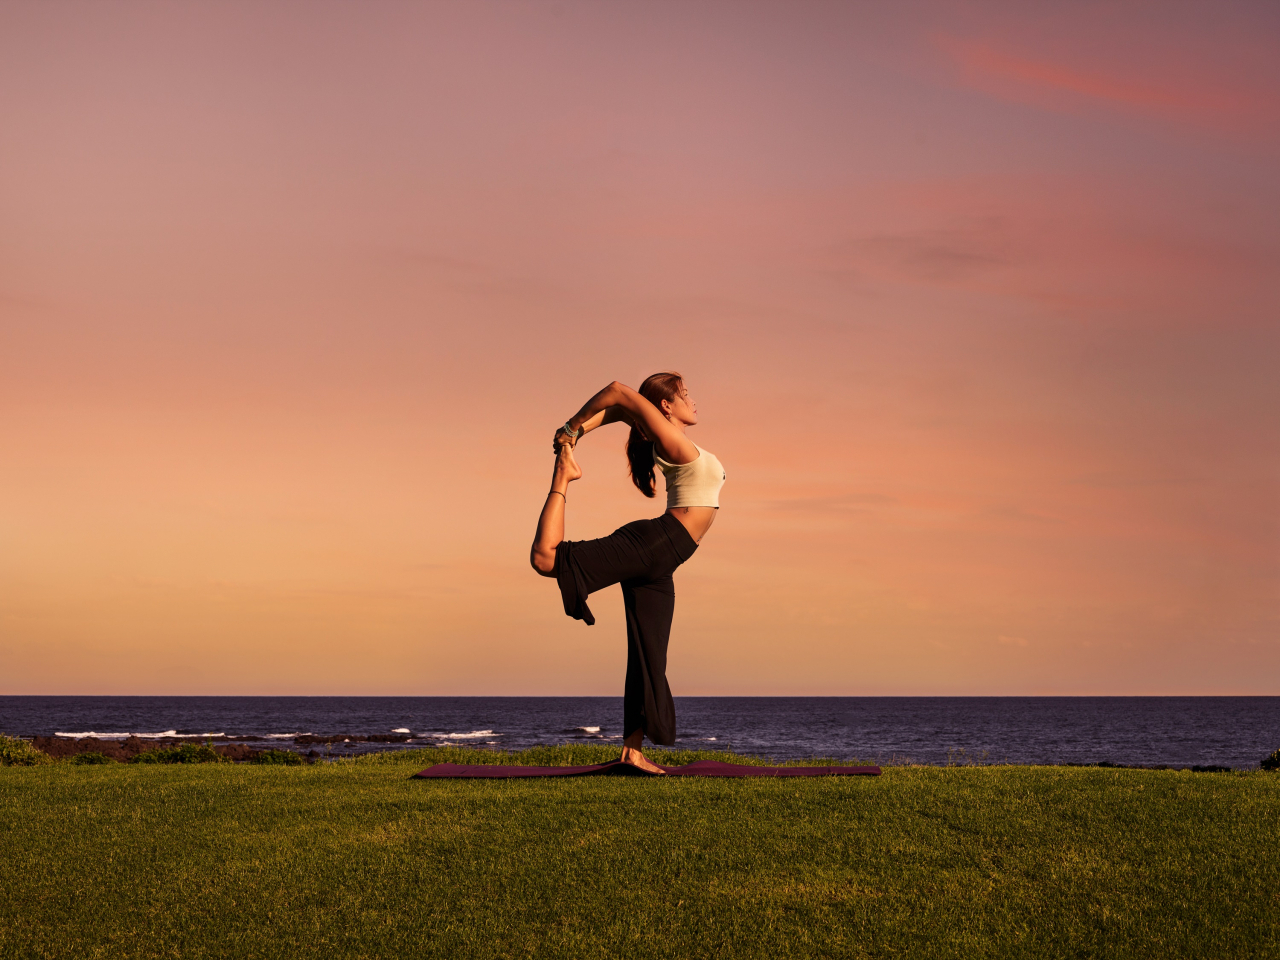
top-left (620, 739), bottom-right (666, 775)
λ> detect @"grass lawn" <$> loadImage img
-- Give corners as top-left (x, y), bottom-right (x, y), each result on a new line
top-left (2, 745), bottom-right (1276, 959)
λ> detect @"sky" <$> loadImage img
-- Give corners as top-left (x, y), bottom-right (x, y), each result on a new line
top-left (1, 1), bottom-right (1277, 696)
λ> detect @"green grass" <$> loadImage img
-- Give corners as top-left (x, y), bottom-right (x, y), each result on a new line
top-left (128, 743), bottom-right (229, 765)
top-left (0, 733), bottom-right (52, 766)
top-left (2, 745), bottom-right (1276, 959)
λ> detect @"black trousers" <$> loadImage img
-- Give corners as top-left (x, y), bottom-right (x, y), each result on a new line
top-left (554, 512), bottom-right (698, 746)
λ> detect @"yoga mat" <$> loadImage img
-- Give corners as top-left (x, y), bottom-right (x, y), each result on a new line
top-left (414, 758), bottom-right (881, 778)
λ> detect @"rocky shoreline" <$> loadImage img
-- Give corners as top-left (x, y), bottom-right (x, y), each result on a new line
top-left (33, 736), bottom-right (270, 762)
top-left (20, 732), bottom-right (428, 763)
top-left (0, 728), bottom-right (440, 765)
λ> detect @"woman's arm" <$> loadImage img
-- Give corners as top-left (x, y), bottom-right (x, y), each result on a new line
top-left (559, 382), bottom-right (697, 464)
top-left (579, 407), bottom-right (628, 436)
top-left (551, 407), bottom-right (627, 452)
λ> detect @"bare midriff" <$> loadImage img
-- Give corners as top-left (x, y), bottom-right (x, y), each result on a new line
top-left (667, 505), bottom-right (717, 544)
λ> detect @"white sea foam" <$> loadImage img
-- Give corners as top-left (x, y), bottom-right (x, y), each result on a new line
top-left (391, 728), bottom-right (411, 734)
top-left (54, 730), bottom-right (225, 740)
top-left (266, 732), bottom-right (312, 739)
top-left (427, 729), bottom-right (500, 740)
top-left (55, 732), bottom-right (131, 739)
top-left (578, 726), bottom-right (601, 734)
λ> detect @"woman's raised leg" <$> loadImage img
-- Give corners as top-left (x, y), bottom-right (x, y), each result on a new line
top-left (530, 444), bottom-right (581, 576)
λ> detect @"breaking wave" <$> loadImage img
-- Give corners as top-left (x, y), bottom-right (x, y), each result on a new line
top-left (427, 730), bottom-right (500, 740)
top-left (54, 730), bottom-right (225, 740)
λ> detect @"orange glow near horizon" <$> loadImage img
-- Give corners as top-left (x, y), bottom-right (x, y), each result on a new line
top-left (1, 2), bottom-right (1277, 695)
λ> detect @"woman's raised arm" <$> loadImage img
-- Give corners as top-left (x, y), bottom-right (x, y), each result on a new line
top-left (557, 382), bottom-right (696, 464)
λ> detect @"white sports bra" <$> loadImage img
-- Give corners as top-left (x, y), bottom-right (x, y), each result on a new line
top-left (654, 444), bottom-right (726, 509)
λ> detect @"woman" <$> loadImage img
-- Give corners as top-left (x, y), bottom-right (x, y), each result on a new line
top-left (530, 373), bottom-right (726, 774)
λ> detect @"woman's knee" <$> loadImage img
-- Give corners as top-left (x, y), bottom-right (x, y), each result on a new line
top-left (530, 547), bottom-right (557, 577)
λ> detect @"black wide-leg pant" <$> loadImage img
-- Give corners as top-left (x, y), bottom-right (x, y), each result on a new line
top-left (554, 512), bottom-right (698, 746)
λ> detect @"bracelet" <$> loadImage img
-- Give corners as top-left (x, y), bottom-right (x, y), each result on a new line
top-left (562, 421), bottom-right (580, 438)
top-left (548, 490), bottom-right (566, 502)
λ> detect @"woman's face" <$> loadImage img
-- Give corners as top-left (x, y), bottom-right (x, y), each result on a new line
top-left (664, 383), bottom-right (698, 427)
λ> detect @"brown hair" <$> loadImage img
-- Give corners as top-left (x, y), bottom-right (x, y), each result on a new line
top-left (626, 371), bottom-right (684, 497)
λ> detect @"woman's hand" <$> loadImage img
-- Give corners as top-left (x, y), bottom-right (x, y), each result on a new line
top-left (552, 407), bottom-right (614, 452)
top-left (549, 399), bottom-right (648, 455)
top-left (553, 424), bottom-right (578, 453)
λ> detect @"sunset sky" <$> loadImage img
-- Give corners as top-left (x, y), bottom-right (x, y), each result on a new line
top-left (2, 1), bottom-right (1277, 695)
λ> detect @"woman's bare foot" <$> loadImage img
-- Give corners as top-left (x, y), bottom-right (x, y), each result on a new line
top-left (620, 745), bottom-right (666, 775)
top-left (555, 442), bottom-right (583, 483)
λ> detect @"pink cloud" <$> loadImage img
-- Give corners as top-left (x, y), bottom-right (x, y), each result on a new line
top-left (937, 36), bottom-right (1273, 133)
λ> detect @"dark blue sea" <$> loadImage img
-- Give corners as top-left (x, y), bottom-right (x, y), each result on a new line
top-left (2, 697), bottom-right (1277, 769)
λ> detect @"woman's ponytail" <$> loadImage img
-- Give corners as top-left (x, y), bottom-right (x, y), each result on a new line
top-left (625, 371), bottom-right (684, 497)
top-left (626, 429), bottom-right (657, 498)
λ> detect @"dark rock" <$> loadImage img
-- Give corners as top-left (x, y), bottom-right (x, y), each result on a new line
top-left (33, 736), bottom-right (257, 762)
top-left (33, 737), bottom-right (139, 761)
top-left (215, 743), bottom-right (260, 762)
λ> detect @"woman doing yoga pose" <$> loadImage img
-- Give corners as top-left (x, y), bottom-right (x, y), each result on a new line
top-left (530, 373), bottom-right (726, 775)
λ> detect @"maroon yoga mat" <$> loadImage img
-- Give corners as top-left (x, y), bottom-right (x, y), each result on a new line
top-left (414, 758), bottom-right (881, 778)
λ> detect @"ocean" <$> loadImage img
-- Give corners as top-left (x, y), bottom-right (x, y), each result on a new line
top-left (3, 696), bottom-right (1277, 768)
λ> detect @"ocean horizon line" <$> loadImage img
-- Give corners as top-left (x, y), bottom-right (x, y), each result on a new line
top-left (4, 693), bottom-right (1277, 699)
